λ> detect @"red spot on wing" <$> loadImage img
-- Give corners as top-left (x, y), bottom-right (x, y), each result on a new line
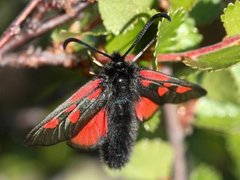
top-left (164, 83), bottom-right (173, 87)
top-left (135, 97), bottom-right (159, 121)
top-left (69, 109), bottom-right (81, 124)
top-left (140, 80), bottom-right (151, 87)
top-left (158, 87), bottom-right (169, 96)
top-left (176, 86), bottom-right (191, 94)
top-left (88, 88), bottom-right (102, 100)
top-left (65, 104), bottom-right (77, 113)
top-left (70, 79), bottom-right (101, 102)
top-left (70, 108), bottom-right (107, 147)
top-left (43, 117), bottom-right (59, 129)
top-left (139, 70), bottom-right (170, 81)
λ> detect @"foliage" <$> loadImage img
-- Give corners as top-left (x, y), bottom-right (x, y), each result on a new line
top-left (221, 0), bottom-right (240, 36)
top-left (190, 164), bottom-right (222, 180)
top-left (155, 8), bottom-right (202, 54)
top-left (0, 0), bottom-right (240, 180)
top-left (105, 139), bottom-right (173, 179)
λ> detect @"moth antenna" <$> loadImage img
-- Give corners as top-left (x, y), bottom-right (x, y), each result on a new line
top-left (63, 37), bottom-right (113, 60)
top-left (123, 12), bottom-right (171, 58)
top-left (132, 36), bottom-right (157, 62)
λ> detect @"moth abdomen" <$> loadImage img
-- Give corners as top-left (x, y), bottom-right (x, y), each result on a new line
top-left (101, 99), bottom-right (138, 169)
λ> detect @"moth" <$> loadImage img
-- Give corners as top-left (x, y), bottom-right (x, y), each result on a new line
top-left (25, 13), bottom-right (207, 169)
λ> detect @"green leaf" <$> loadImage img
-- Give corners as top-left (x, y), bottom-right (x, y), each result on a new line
top-left (183, 38), bottom-right (240, 70)
top-left (195, 98), bottom-right (240, 133)
top-left (221, 0), bottom-right (240, 36)
top-left (230, 63), bottom-right (240, 89)
top-left (106, 139), bottom-right (173, 179)
top-left (190, 0), bottom-right (222, 25)
top-left (195, 72), bottom-right (240, 131)
top-left (173, 17), bottom-right (202, 50)
top-left (156, 9), bottom-right (186, 53)
top-left (105, 8), bottom-right (158, 54)
top-left (155, 9), bottom-right (202, 54)
top-left (190, 164), bottom-right (222, 180)
top-left (226, 134), bottom-right (240, 178)
top-left (105, 19), bottom-right (145, 54)
top-left (98, 0), bottom-right (153, 35)
top-left (202, 65), bottom-right (240, 104)
top-left (169, 0), bottom-right (198, 11)
top-left (132, 0), bottom-right (154, 8)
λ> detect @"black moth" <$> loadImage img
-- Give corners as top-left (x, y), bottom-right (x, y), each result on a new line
top-left (25, 13), bottom-right (207, 169)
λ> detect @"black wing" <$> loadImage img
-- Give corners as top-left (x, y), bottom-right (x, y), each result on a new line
top-left (137, 69), bottom-right (207, 105)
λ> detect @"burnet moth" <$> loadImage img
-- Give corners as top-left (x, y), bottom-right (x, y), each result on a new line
top-left (25, 13), bottom-right (207, 169)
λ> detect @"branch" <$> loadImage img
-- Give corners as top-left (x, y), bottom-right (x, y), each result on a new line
top-left (0, 0), bottom-right (43, 49)
top-left (0, 2), bottom-right (90, 56)
top-left (164, 104), bottom-right (187, 180)
top-left (157, 35), bottom-right (240, 62)
top-left (0, 48), bottom-right (77, 68)
top-left (162, 67), bottom-right (187, 180)
top-left (83, 35), bottom-right (240, 65)
top-left (93, 35), bottom-right (240, 67)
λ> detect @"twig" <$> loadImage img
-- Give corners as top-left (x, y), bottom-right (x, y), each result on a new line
top-left (101, 37), bottom-right (240, 63)
top-left (0, 0), bottom-right (43, 49)
top-left (93, 35), bottom-right (240, 66)
top-left (162, 67), bottom-right (187, 180)
top-left (157, 35), bottom-right (240, 62)
top-left (0, 2), bottom-right (89, 55)
top-left (164, 104), bottom-right (187, 180)
top-left (0, 48), bottom-right (76, 68)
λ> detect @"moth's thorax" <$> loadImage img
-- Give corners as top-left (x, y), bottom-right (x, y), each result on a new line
top-left (101, 52), bottom-right (137, 83)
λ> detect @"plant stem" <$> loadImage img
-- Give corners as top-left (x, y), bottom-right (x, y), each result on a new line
top-left (162, 67), bottom-right (187, 180)
top-left (0, 2), bottom-right (89, 55)
top-left (157, 35), bottom-right (240, 62)
top-left (164, 104), bottom-right (187, 180)
top-left (0, 0), bottom-right (43, 49)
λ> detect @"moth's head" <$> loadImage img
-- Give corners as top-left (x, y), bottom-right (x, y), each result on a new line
top-left (110, 52), bottom-right (127, 71)
top-left (111, 52), bottom-right (124, 62)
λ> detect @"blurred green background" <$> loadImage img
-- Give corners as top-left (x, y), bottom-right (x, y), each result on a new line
top-left (0, 0), bottom-right (240, 180)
